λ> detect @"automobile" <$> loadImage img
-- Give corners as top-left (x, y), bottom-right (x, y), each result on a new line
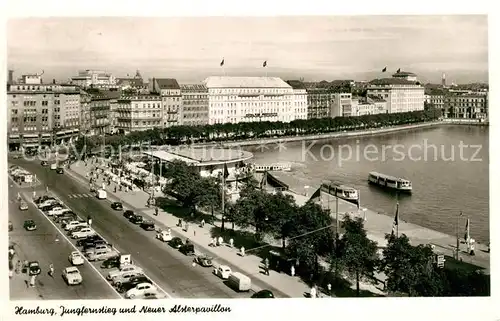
top-left (84, 243), bottom-right (110, 254)
top-left (107, 264), bottom-right (144, 280)
top-left (13, 154), bottom-right (21, 159)
top-left (86, 247), bottom-right (119, 262)
top-left (112, 271), bottom-right (143, 288)
top-left (156, 230), bottom-right (173, 242)
top-left (130, 292), bottom-right (161, 300)
top-left (47, 206), bottom-right (67, 216)
top-left (125, 283), bottom-right (157, 299)
top-left (168, 237), bottom-right (183, 249)
top-left (53, 211), bottom-right (76, 222)
top-left (140, 220), bottom-right (155, 231)
top-left (213, 265), bottom-right (232, 279)
top-left (56, 167), bottom-right (64, 174)
top-left (69, 251), bottom-right (85, 266)
top-left (251, 290), bottom-right (275, 298)
top-left (41, 161), bottom-right (49, 166)
top-left (129, 214), bottom-right (143, 225)
top-left (40, 203), bottom-right (63, 212)
top-left (71, 227), bottom-right (96, 239)
top-left (34, 195), bottom-right (54, 205)
top-left (123, 210), bottom-right (135, 220)
top-left (76, 234), bottom-right (103, 247)
top-left (111, 202), bottom-right (123, 210)
top-left (194, 254), bottom-right (213, 267)
top-left (61, 217), bottom-right (84, 228)
top-left (28, 261), bottom-right (41, 276)
top-left (117, 275), bottom-right (152, 293)
top-left (62, 266), bottom-right (83, 285)
top-left (179, 243), bottom-right (195, 256)
top-left (23, 220), bottom-right (37, 231)
top-left (19, 201), bottom-right (29, 211)
top-left (9, 221), bottom-right (13, 232)
top-left (64, 221), bottom-right (88, 231)
top-left (100, 256), bottom-right (121, 269)
top-left (38, 200), bottom-right (59, 210)
top-left (82, 239), bottom-right (108, 251)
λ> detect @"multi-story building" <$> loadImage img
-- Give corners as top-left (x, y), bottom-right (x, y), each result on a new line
top-left (115, 94), bottom-right (162, 134)
top-left (367, 72), bottom-right (425, 113)
top-left (179, 84), bottom-right (209, 126)
top-left (116, 70), bottom-right (147, 91)
top-left (86, 89), bottom-right (121, 135)
top-left (149, 78), bottom-right (182, 128)
top-left (7, 74), bottom-right (81, 150)
top-left (286, 80), bottom-right (308, 120)
top-left (330, 92), bottom-right (353, 118)
top-left (366, 95), bottom-right (388, 114)
top-left (443, 94), bottom-right (488, 119)
top-left (305, 81), bottom-right (332, 119)
top-left (71, 70), bottom-right (116, 89)
top-left (204, 76), bottom-right (295, 125)
top-left (80, 91), bottom-right (92, 134)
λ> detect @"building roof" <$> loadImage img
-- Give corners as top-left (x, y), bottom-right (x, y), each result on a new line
top-left (143, 147), bottom-right (253, 166)
top-left (369, 78), bottom-right (420, 86)
top-left (392, 71), bottom-right (416, 77)
top-left (204, 76), bottom-right (291, 89)
top-left (155, 78), bottom-right (180, 90)
top-left (116, 78), bottom-right (144, 87)
top-left (367, 94), bottom-right (386, 102)
top-left (180, 84), bottom-right (208, 91)
top-left (286, 80), bottom-right (307, 90)
top-left (87, 89), bottom-right (122, 100)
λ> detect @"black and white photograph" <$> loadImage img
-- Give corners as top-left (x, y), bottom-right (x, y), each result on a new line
top-left (2, 2), bottom-right (496, 321)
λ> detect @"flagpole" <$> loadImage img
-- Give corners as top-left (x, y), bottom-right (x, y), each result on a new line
top-left (456, 211), bottom-right (462, 260)
top-left (396, 202), bottom-right (399, 238)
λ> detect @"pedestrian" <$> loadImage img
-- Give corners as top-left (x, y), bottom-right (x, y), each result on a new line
top-left (49, 263), bottom-right (54, 277)
top-left (240, 246), bottom-right (245, 256)
top-left (209, 238), bottom-right (215, 247)
top-left (218, 236), bottom-right (223, 246)
top-left (310, 285), bottom-right (317, 298)
top-left (177, 219), bottom-right (182, 227)
top-left (470, 242), bottom-right (476, 256)
top-left (327, 283), bottom-right (332, 296)
top-left (32, 190), bottom-right (36, 198)
top-left (185, 223), bottom-right (189, 232)
top-left (154, 207), bottom-right (158, 216)
top-left (114, 185), bottom-right (117, 193)
top-left (30, 275), bottom-right (36, 287)
top-left (200, 219), bottom-right (205, 227)
top-left (264, 257), bottom-right (270, 275)
top-left (229, 238), bottom-right (234, 247)
top-left (290, 265), bottom-right (295, 277)
top-left (167, 228), bottom-right (171, 235)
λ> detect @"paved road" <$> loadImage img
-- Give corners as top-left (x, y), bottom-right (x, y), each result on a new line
top-left (11, 158), bottom-right (251, 298)
top-left (8, 178), bottom-right (118, 300)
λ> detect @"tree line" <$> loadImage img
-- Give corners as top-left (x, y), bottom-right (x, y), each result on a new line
top-left (159, 160), bottom-right (488, 297)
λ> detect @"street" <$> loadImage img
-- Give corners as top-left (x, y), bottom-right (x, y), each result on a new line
top-left (8, 179), bottom-right (119, 300)
top-left (10, 157), bottom-right (253, 298)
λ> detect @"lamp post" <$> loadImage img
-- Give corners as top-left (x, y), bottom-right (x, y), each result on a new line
top-left (456, 212), bottom-right (462, 260)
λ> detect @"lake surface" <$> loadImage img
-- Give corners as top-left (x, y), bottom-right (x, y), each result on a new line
top-left (248, 125), bottom-right (490, 242)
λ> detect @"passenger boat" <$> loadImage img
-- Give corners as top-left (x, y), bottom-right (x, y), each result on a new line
top-left (368, 172), bottom-right (412, 193)
top-left (320, 181), bottom-right (359, 204)
top-left (253, 163), bottom-right (292, 173)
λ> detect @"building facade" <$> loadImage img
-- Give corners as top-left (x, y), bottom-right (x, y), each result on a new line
top-left (149, 78), bottom-right (182, 128)
top-left (443, 94), bottom-right (488, 119)
top-left (330, 93), bottom-right (353, 118)
top-left (7, 75), bottom-right (81, 150)
top-left (286, 80), bottom-right (308, 120)
top-left (71, 70), bottom-right (117, 89)
top-left (86, 89), bottom-right (121, 135)
top-left (179, 84), bottom-right (209, 126)
top-left (367, 76), bottom-right (425, 113)
top-left (305, 82), bottom-right (332, 119)
top-left (204, 76), bottom-right (296, 125)
top-left (115, 94), bottom-right (163, 134)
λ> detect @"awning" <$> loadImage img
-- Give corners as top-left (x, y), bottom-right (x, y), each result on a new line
top-left (22, 143), bottom-right (39, 147)
top-left (9, 134), bottom-right (20, 138)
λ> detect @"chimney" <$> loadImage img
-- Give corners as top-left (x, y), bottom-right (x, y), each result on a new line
top-left (8, 70), bottom-right (14, 84)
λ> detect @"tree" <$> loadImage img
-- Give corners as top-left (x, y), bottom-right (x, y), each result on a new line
top-left (264, 192), bottom-right (298, 249)
top-left (380, 234), bottom-right (444, 296)
top-left (336, 216), bottom-right (379, 296)
top-left (231, 188), bottom-right (272, 240)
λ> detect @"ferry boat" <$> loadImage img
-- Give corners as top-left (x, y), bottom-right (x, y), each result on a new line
top-left (320, 181), bottom-right (359, 204)
top-left (253, 163), bottom-right (292, 173)
top-left (368, 172), bottom-right (412, 193)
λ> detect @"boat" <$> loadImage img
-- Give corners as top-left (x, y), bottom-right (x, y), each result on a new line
top-left (368, 172), bottom-right (412, 193)
top-left (320, 181), bottom-right (359, 204)
top-left (253, 163), bottom-right (292, 173)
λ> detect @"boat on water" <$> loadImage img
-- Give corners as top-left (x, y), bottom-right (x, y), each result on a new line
top-left (320, 181), bottom-right (359, 204)
top-left (368, 172), bottom-right (412, 193)
top-left (253, 163), bottom-right (292, 173)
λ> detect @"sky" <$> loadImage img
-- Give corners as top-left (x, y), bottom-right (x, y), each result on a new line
top-left (7, 16), bottom-right (488, 84)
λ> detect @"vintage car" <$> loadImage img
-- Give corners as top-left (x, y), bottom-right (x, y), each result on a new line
top-left (213, 265), bottom-right (232, 279)
top-left (123, 210), bottom-right (135, 220)
top-left (194, 254), bottom-right (213, 267)
top-left (62, 266), bottom-right (83, 285)
top-left (107, 265), bottom-right (143, 280)
top-left (69, 251), bottom-right (85, 266)
top-left (251, 290), bottom-right (275, 298)
top-left (140, 220), bottom-right (155, 231)
top-left (100, 256), bottom-right (121, 269)
top-left (28, 261), bottom-right (41, 276)
top-left (19, 201), bottom-right (29, 211)
top-left (169, 237), bottom-right (183, 249)
top-left (156, 230), bottom-right (173, 242)
top-left (111, 202), bottom-right (123, 210)
top-left (129, 214), bottom-right (143, 225)
top-left (117, 275), bottom-right (152, 293)
top-left (23, 220), bottom-right (37, 231)
top-left (125, 283), bottom-right (157, 299)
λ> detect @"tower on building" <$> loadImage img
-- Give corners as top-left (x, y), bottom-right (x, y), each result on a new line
top-left (8, 70), bottom-right (14, 84)
top-left (442, 73), bottom-right (446, 87)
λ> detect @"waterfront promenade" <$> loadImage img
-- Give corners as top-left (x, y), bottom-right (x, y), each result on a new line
top-left (266, 171), bottom-right (490, 273)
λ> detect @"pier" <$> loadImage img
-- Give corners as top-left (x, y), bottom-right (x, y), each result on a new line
top-left (257, 171), bottom-right (490, 273)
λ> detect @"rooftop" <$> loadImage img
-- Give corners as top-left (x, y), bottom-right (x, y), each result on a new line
top-left (392, 71), bottom-right (417, 77)
top-left (204, 76), bottom-right (291, 89)
top-left (367, 94), bottom-right (386, 102)
top-left (144, 147), bottom-right (253, 166)
top-left (180, 84), bottom-right (208, 91)
top-left (286, 80), bottom-right (307, 90)
top-left (155, 78), bottom-right (180, 90)
top-left (369, 78), bottom-right (421, 86)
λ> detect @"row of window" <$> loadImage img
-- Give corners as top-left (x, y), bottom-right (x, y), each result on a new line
top-left (209, 89), bottom-right (291, 95)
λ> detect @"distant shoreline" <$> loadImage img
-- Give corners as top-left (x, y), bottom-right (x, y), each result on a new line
top-left (192, 119), bottom-right (487, 148)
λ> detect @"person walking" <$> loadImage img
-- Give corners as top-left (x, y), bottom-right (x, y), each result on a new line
top-left (200, 219), bottom-right (205, 227)
top-left (264, 257), bottom-right (270, 275)
top-left (48, 263), bottom-right (54, 277)
top-left (310, 285), bottom-right (317, 298)
top-left (154, 207), bottom-right (158, 216)
top-left (29, 275), bottom-right (36, 287)
top-left (290, 265), bottom-right (295, 277)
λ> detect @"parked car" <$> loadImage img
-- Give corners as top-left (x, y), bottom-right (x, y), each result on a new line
top-left (64, 221), bottom-right (88, 231)
top-left (169, 237), bottom-right (183, 249)
top-left (194, 254), bottom-right (213, 267)
top-left (76, 234), bottom-right (103, 247)
top-left (38, 200), bottom-right (59, 210)
top-left (156, 230), bottom-right (173, 242)
top-left (129, 292), bottom-right (160, 300)
top-left (56, 167), bottom-right (64, 174)
top-left (28, 261), bottom-right (41, 276)
top-left (111, 202), bottom-right (123, 210)
top-left (123, 210), bottom-right (135, 220)
top-left (62, 266), bottom-right (83, 285)
top-left (140, 220), bottom-right (155, 231)
top-left (112, 271), bottom-right (143, 287)
top-left (41, 161), bottom-right (48, 166)
top-left (47, 206), bottom-right (67, 216)
top-left (213, 265), bottom-right (232, 279)
top-left (54, 211), bottom-right (76, 222)
top-left (82, 239), bottom-right (108, 251)
top-left (125, 283), bottom-right (157, 299)
top-left (179, 243), bottom-right (195, 256)
top-left (69, 251), bottom-right (85, 266)
top-left (251, 290), bottom-right (275, 298)
top-left (19, 201), bottom-right (29, 211)
top-left (34, 195), bottom-right (54, 205)
top-left (107, 265), bottom-right (144, 280)
top-left (23, 220), bottom-right (37, 231)
top-left (117, 275), bottom-right (152, 293)
top-left (100, 256), bottom-right (121, 269)
top-left (71, 227), bottom-right (96, 239)
top-left (129, 214), bottom-right (143, 224)
top-left (84, 243), bottom-right (110, 255)
top-left (86, 247), bottom-right (118, 262)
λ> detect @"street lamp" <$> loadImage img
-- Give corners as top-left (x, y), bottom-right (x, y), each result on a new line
top-left (456, 212), bottom-right (463, 260)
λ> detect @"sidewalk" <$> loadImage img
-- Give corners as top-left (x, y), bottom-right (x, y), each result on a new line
top-left (68, 160), bottom-right (380, 298)
top-left (9, 241), bottom-right (43, 300)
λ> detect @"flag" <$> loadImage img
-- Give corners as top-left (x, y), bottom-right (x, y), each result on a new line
top-left (464, 217), bottom-right (470, 242)
top-left (263, 61), bottom-right (267, 68)
top-left (382, 67), bottom-right (387, 72)
top-left (223, 163), bottom-right (229, 179)
top-left (396, 68), bottom-right (401, 73)
top-left (391, 203), bottom-right (399, 235)
top-left (220, 58), bottom-right (225, 67)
